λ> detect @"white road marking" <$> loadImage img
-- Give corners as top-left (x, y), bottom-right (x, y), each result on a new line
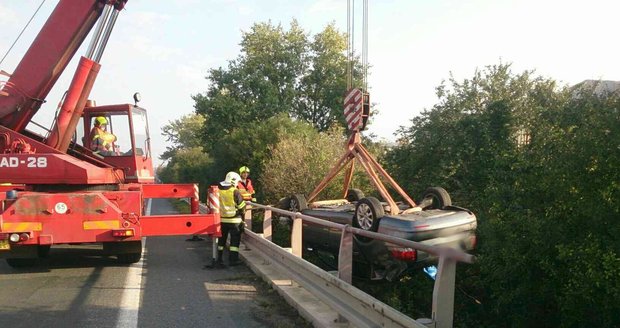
top-left (115, 198), bottom-right (151, 328)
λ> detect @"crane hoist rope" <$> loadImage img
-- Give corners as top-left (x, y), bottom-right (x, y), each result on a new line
top-left (346, 0), bottom-right (369, 92)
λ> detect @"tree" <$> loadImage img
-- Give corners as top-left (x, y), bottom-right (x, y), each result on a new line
top-left (383, 64), bottom-right (620, 327)
top-left (294, 23), bottom-right (349, 131)
top-left (194, 21), bottom-right (364, 148)
top-left (160, 114), bottom-right (205, 161)
top-left (158, 114), bottom-right (213, 199)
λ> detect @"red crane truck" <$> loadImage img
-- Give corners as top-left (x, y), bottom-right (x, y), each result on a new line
top-left (0, 0), bottom-right (220, 267)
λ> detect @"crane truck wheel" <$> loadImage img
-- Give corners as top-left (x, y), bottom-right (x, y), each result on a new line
top-left (37, 245), bottom-right (51, 258)
top-left (6, 258), bottom-right (37, 268)
top-left (117, 252), bottom-right (142, 264)
top-left (104, 241), bottom-right (142, 264)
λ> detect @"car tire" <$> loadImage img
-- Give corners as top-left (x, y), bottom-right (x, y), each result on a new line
top-left (276, 197), bottom-right (290, 218)
top-left (419, 187), bottom-right (452, 210)
top-left (346, 189), bottom-right (365, 202)
top-left (288, 194), bottom-right (308, 213)
top-left (353, 197), bottom-right (384, 242)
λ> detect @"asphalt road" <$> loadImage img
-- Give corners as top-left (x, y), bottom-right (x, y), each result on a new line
top-left (0, 198), bottom-right (306, 328)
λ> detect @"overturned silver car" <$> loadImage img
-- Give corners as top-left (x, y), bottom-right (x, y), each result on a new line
top-left (280, 187), bottom-right (477, 280)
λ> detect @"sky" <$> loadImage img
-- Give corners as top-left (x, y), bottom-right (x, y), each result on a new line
top-left (1, 0), bottom-right (619, 167)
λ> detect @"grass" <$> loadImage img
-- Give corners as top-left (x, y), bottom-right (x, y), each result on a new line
top-left (170, 198), bottom-right (191, 213)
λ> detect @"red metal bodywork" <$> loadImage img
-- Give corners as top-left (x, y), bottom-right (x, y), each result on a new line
top-left (0, 0), bottom-right (220, 259)
top-left (0, 185), bottom-right (220, 243)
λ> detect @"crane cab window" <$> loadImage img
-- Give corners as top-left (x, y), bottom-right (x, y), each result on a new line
top-left (131, 108), bottom-right (150, 157)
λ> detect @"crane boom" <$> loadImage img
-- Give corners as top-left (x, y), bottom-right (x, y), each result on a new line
top-left (0, 1), bottom-right (116, 132)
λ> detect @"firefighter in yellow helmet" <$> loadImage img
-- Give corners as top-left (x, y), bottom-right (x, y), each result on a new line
top-left (237, 166), bottom-right (256, 202)
top-left (89, 116), bottom-right (117, 156)
top-left (215, 171), bottom-right (246, 267)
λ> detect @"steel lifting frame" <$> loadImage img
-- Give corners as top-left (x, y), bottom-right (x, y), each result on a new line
top-left (306, 131), bottom-right (417, 215)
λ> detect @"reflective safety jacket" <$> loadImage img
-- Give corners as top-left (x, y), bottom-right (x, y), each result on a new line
top-left (237, 178), bottom-right (255, 201)
top-left (219, 183), bottom-right (246, 223)
top-left (89, 126), bottom-right (116, 153)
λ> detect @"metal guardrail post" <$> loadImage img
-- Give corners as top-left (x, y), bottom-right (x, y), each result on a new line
top-left (337, 226), bottom-right (353, 284)
top-left (291, 214), bottom-right (303, 257)
top-left (244, 206), bottom-right (253, 231)
top-left (263, 209), bottom-right (272, 241)
top-left (432, 256), bottom-right (456, 328)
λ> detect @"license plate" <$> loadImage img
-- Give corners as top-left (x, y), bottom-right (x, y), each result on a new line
top-left (0, 239), bottom-right (10, 250)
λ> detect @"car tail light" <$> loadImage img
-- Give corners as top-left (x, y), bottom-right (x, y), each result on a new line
top-left (470, 234), bottom-right (477, 249)
top-left (112, 229), bottom-right (135, 237)
top-left (390, 248), bottom-right (417, 261)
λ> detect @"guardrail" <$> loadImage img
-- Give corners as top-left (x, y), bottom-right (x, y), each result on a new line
top-left (240, 201), bottom-right (475, 328)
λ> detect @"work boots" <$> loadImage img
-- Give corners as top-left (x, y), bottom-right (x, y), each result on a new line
top-left (204, 250), bottom-right (226, 269)
top-left (229, 251), bottom-right (241, 266)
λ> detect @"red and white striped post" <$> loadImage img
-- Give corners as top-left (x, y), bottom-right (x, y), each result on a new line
top-left (208, 185), bottom-right (219, 214)
top-left (191, 183), bottom-right (200, 214)
top-left (206, 185), bottom-right (221, 267)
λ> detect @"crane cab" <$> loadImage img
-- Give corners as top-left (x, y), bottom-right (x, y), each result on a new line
top-left (79, 104), bottom-right (154, 183)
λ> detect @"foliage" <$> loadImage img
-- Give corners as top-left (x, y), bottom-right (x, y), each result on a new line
top-left (157, 114), bottom-right (213, 200)
top-left (383, 64), bottom-right (620, 327)
top-left (157, 146), bottom-right (213, 200)
top-left (160, 114), bottom-right (205, 160)
top-left (207, 114), bottom-right (317, 198)
top-left (193, 20), bottom-right (364, 150)
top-left (260, 125), bottom-right (344, 203)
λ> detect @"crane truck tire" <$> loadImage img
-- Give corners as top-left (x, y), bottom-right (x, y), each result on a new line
top-left (104, 240), bottom-right (142, 264)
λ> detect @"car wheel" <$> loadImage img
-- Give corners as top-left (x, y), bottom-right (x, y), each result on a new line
top-left (353, 197), bottom-right (384, 242)
top-left (276, 196), bottom-right (290, 216)
top-left (419, 187), bottom-right (452, 210)
top-left (288, 194), bottom-right (308, 213)
top-left (346, 189), bottom-right (365, 202)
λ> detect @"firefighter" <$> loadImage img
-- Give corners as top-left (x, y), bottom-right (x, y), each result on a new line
top-left (216, 171), bottom-right (246, 267)
top-left (237, 166), bottom-right (256, 202)
top-left (89, 116), bottom-right (117, 156)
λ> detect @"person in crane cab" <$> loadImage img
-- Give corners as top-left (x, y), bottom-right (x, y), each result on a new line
top-left (237, 166), bottom-right (256, 202)
top-left (215, 171), bottom-right (246, 267)
top-left (89, 116), bottom-right (117, 156)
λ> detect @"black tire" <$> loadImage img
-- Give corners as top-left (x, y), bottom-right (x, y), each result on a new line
top-left (276, 197), bottom-right (291, 216)
top-left (346, 189), bottom-right (365, 202)
top-left (288, 194), bottom-right (308, 213)
top-left (6, 258), bottom-right (37, 268)
top-left (419, 187), bottom-right (452, 210)
top-left (104, 241), bottom-right (142, 264)
top-left (117, 252), bottom-right (142, 264)
top-left (37, 245), bottom-right (51, 258)
top-left (353, 197), bottom-right (384, 242)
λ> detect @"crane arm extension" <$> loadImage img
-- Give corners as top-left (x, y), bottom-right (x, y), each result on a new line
top-left (0, 0), bottom-right (125, 132)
